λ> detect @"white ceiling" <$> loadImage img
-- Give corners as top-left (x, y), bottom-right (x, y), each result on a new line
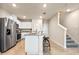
top-left (0, 3), bottom-right (79, 21)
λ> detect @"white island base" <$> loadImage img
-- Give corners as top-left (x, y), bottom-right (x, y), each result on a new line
top-left (25, 35), bottom-right (43, 55)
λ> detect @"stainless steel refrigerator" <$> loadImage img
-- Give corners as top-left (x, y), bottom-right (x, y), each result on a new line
top-left (0, 18), bottom-right (17, 53)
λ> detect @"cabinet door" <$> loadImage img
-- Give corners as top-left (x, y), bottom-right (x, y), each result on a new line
top-left (32, 19), bottom-right (42, 33)
top-left (25, 36), bottom-right (39, 55)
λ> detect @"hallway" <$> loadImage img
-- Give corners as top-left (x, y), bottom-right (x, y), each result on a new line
top-left (0, 40), bottom-right (25, 55)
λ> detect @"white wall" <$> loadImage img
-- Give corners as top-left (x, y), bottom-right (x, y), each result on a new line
top-left (42, 20), bottom-right (48, 35)
top-left (0, 8), bottom-right (10, 17)
top-left (0, 8), bottom-right (21, 25)
top-left (60, 10), bottom-right (79, 43)
top-left (48, 14), bottom-right (65, 48)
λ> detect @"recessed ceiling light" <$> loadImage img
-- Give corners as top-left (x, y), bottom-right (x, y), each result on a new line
top-left (43, 4), bottom-right (47, 8)
top-left (23, 16), bottom-right (26, 19)
top-left (66, 9), bottom-right (71, 12)
top-left (12, 3), bottom-right (16, 7)
top-left (40, 16), bottom-right (42, 19)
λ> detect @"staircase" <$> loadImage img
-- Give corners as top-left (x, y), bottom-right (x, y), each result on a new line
top-left (66, 35), bottom-right (79, 48)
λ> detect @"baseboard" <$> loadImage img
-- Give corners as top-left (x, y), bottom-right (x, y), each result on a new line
top-left (49, 36), bottom-right (64, 48)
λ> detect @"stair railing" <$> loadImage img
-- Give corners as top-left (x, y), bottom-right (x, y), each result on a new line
top-left (58, 12), bottom-right (67, 48)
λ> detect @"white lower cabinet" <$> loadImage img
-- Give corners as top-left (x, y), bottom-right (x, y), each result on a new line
top-left (25, 35), bottom-right (43, 55)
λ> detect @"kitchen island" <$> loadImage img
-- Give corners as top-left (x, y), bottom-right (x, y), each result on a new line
top-left (24, 34), bottom-right (43, 55)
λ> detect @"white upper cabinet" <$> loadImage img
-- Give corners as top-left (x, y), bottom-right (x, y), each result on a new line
top-left (19, 22), bottom-right (32, 29)
top-left (32, 19), bottom-right (42, 33)
top-left (19, 19), bottom-right (43, 33)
